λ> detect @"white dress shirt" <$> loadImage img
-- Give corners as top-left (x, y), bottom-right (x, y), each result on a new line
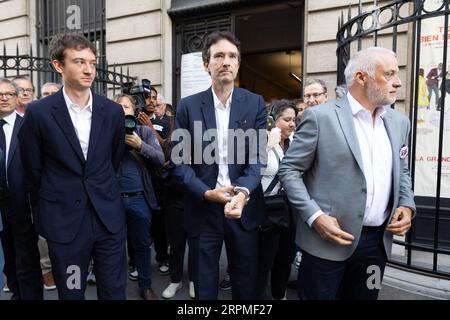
top-left (63, 87), bottom-right (93, 160)
top-left (212, 88), bottom-right (233, 189)
top-left (1, 111), bottom-right (17, 172)
top-left (307, 92), bottom-right (393, 227)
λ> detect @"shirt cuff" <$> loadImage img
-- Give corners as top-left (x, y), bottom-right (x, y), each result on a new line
top-left (306, 210), bottom-right (324, 227)
top-left (233, 186), bottom-right (250, 202)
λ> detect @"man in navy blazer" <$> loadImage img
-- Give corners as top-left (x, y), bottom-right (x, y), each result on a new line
top-left (18, 34), bottom-right (126, 300)
top-left (0, 78), bottom-right (42, 300)
top-left (172, 31), bottom-right (266, 299)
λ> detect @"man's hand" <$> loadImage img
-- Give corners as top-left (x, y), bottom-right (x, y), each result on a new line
top-left (386, 206), bottom-right (413, 236)
top-left (204, 186), bottom-right (234, 205)
top-left (137, 112), bottom-right (152, 127)
top-left (312, 215), bottom-right (355, 245)
top-left (224, 192), bottom-right (246, 219)
top-left (125, 132), bottom-right (143, 150)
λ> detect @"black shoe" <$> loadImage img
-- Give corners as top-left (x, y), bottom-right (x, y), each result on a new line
top-left (140, 288), bottom-right (159, 300)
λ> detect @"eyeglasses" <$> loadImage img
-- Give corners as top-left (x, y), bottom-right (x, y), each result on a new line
top-left (304, 91), bottom-right (326, 100)
top-left (0, 92), bottom-right (17, 99)
top-left (17, 87), bottom-right (35, 94)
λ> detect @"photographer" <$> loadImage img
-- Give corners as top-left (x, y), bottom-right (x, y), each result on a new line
top-left (135, 87), bottom-right (173, 275)
top-left (114, 94), bottom-right (164, 300)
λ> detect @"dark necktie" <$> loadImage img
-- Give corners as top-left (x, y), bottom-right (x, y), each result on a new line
top-left (0, 119), bottom-right (7, 192)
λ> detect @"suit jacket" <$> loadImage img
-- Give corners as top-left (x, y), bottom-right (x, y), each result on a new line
top-left (18, 89), bottom-right (126, 244)
top-left (278, 96), bottom-right (416, 261)
top-left (1, 114), bottom-right (33, 225)
top-left (172, 87), bottom-right (267, 236)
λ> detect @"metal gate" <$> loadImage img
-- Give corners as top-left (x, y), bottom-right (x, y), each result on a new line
top-left (0, 45), bottom-right (134, 98)
top-left (337, 0), bottom-right (450, 278)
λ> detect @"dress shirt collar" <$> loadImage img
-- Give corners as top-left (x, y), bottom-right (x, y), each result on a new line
top-left (212, 87), bottom-right (233, 110)
top-left (2, 111), bottom-right (17, 126)
top-left (63, 86), bottom-right (93, 112)
top-left (347, 92), bottom-right (387, 119)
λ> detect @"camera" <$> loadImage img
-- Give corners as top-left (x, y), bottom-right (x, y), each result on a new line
top-left (124, 115), bottom-right (137, 135)
top-left (122, 78), bottom-right (151, 115)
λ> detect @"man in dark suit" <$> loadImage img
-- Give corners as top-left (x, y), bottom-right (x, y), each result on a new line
top-left (0, 78), bottom-right (42, 300)
top-left (172, 31), bottom-right (266, 300)
top-left (18, 34), bottom-right (126, 300)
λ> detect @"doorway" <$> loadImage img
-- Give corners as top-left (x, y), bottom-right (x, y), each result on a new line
top-left (235, 2), bottom-right (303, 102)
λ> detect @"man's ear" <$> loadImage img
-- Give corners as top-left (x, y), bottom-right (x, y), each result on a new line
top-left (203, 62), bottom-right (210, 75)
top-left (355, 71), bottom-right (366, 86)
top-left (52, 60), bottom-right (64, 74)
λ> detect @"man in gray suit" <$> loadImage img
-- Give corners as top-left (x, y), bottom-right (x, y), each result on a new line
top-left (278, 47), bottom-right (415, 300)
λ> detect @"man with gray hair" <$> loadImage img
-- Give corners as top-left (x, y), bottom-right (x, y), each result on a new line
top-left (279, 47), bottom-right (415, 300)
top-left (303, 78), bottom-right (328, 107)
top-left (41, 82), bottom-right (61, 98)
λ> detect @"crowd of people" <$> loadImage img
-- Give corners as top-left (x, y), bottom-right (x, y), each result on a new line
top-left (0, 31), bottom-right (415, 301)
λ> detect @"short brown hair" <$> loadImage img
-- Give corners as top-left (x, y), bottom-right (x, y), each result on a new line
top-left (202, 31), bottom-right (241, 64)
top-left (49, 33), bottom-right (97, 64)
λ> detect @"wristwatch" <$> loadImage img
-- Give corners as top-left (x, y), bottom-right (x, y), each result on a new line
top-left (233, 186), bottom-right (250, 204)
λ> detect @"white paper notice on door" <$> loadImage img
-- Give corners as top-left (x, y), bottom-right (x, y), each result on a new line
top-left (181, 52), bottom-right (212, 99)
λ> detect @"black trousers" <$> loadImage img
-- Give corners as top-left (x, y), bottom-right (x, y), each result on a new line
top-left (48, 203), bottom-right (127, 300)
top-left (152, 209), bottom-right (169, 263)
top-left (256, 221), bottom-right (296, 300)
top-left (189, 204), bottom-right (259, 300)
top-left (165, 196), bottom-right (193, 283)
top-left (297, 228), bottom-right (387, 300)
top-left (0, 207), bottom-right (43, 300)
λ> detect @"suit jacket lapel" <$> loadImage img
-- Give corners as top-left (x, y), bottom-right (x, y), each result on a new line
top-left (228, 89), bottom-right (243, 130)
top-left (335, 97), bottom-right (364, 173)
top-left (7, 115), bottom-right (22, 168)
top-left (382, 110), bottom-right (400, 201)
top-left (51, 91), bottom-right (86, 164)
top-left (201, 88), bottom-right (217, 131)
top-left (86, 94), bottom-right (105, 163)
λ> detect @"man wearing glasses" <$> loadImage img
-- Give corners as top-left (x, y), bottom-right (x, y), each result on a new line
top-left (12, 76), bottom-right (36, 116)
top-left (303, 79), bottom-right (328, 108)
top-left (0, 78), bottom-right (42, 300)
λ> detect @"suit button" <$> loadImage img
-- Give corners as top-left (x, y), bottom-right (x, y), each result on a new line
top-left (358, 214), bottom-right (364, 218)
top-left (75, 200), bottom-right (81, 204)
top-left (84, 177), bottom-right (89, 182)
top-left (362, 188), bottom-right (367, 193)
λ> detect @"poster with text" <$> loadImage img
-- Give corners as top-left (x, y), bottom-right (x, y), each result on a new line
top-left (415, 0), bottom-right (450, 198)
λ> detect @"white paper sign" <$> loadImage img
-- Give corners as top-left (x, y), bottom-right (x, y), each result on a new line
top-left (181, 52), bottom-right (212, 99)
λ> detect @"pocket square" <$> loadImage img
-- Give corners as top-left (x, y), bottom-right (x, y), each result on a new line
top-left (399, 145), bottom-right (408, 159)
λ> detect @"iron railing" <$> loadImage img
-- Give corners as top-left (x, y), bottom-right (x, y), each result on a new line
top-left (0, 44), bottom-right (135, 98)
